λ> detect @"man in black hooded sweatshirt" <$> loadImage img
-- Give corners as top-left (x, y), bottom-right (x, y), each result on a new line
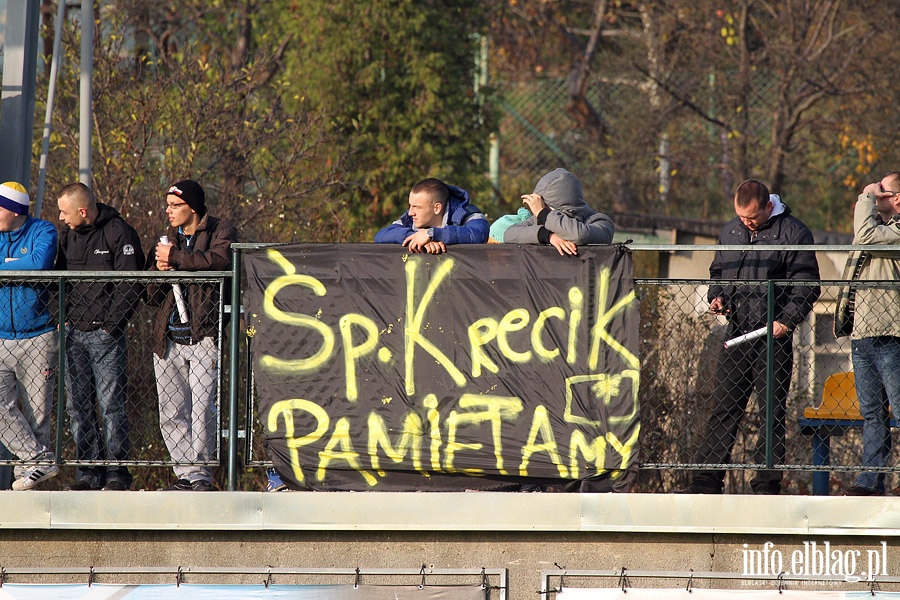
top-left (57, 182), bottom-right (145, 491)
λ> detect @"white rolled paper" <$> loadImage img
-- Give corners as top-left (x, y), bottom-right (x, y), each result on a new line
top-left (160, 236), bottom-right (190, 323)
top-left (723, 326), bottom-right (768, 349)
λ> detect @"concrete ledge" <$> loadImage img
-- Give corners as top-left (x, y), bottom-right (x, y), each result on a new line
top-left (2, 491), bottom-right (899, 534)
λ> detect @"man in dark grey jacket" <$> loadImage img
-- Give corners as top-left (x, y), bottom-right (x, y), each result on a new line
top-left (503, 168), bottom-right (614, 254)
top-left (682, 179), bottom-right (820, 495)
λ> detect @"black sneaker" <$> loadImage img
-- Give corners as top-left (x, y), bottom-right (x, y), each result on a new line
top-left (673, 483), bottom-right (723, 494)
top-left (102, 480), bottom-right (129, 491)
top-left (160, 478), bottom-right (193, 491)
top-left (65, 479), bottom-right (100, 491)
top-left (191, 480), bottom-right (216, 492)
top-left (845, 485), bottom-right (880, 496)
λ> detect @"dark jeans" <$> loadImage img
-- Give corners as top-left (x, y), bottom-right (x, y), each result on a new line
top-left (852, 336), bottom-right (900, 493)
top-left (693, 333), bottom-right (792, 492)
top-left (65, 327), bottom-right (132, 487)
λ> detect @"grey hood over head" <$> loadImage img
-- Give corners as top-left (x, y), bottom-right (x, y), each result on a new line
top-left (533, 168), bottom-right (594, 218)
top-left (503, 168), bottom-right (615, 245)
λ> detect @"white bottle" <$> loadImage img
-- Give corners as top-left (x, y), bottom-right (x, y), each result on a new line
top-left (160, 236), bottom-right (190, 323)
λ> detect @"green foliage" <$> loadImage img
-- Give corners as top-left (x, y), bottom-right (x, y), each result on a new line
top-left (30, 0), bottom-right (900, 242)
top-left (281, 0), bottom-right (497, 235)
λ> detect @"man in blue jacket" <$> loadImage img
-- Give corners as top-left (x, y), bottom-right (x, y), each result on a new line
top-left (375, 178), bottom-right (488, 254)
top-left (0, 182), bottom-right (59, 490)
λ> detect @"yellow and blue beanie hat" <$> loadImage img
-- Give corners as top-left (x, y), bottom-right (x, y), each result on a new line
top-left (0, 182), bottom-right (30, 215)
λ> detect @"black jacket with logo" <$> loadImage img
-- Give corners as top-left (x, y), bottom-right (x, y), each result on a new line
top-left (56, 203), bottom-right (146, 331)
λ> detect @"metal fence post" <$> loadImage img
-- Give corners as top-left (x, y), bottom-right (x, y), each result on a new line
top-left (55, 276), bottom-right (67, 466)
top-left (765, 279), bottom-right (775, 469)
top-left (227, 248), bottom-right (242, 491)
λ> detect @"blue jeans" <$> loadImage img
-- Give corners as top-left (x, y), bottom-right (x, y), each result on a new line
top-left (852, 336), bottom-right (900, 493)
top-left (65, 327), bottom-right (131, 487)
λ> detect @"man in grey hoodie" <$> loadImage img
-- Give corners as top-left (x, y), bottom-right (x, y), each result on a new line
top-left (502, 168), bottom-right (614, 254)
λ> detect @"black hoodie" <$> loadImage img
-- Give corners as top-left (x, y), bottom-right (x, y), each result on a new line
top-left (56, 203), bottom-right (145, 331)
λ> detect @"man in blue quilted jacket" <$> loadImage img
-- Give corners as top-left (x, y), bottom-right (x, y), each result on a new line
top-left (374, 178), bottom-right (488, 254)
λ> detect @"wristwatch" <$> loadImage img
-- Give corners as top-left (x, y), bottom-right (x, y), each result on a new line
top-left (426, 228), bottom-right (434, 239)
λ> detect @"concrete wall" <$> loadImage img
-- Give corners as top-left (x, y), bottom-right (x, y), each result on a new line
top-left (2, 492), bottom-right (900, 598)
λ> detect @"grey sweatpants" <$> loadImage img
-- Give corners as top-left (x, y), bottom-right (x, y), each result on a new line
top-left (0, 331), bottom-right (57, 476)
top-left (153, 337), bottom-right (219, 483)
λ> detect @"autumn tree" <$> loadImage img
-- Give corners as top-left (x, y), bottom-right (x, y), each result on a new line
top-left (488, 0), bottom-right (900, 229)
top-left (36, 0), bottom-right (349, 245)
top-left (35, 0), bottom-right (900, 236)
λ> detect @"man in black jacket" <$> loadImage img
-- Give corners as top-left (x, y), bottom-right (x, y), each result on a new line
top-left (57, 182), bottom-right (145, 491)
top-left (682, 179), bottom-right (820, 495)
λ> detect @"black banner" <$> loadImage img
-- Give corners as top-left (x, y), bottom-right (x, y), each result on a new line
top-left (244, 244), bottom-right (639, 491)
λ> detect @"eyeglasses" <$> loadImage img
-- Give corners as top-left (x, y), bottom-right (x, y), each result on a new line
top-left (879, 184), bottom-right (900, 196)
top-left (166, 202), bottom-right (188, 209)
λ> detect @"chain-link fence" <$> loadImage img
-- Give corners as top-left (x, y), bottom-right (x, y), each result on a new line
top-left (0, 271), bottom-right (229, 492)
top-left (635, 277), bottom-right (887, 496)
top-left (494, 73), bottom-right (779, 215)
top-left (1, 250), bottom-right (894, 495)
top-left (496, 74), bottom-right (778, 180)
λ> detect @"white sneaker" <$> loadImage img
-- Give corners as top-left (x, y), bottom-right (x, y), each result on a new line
top-left (12, 464), bottom-right (59, 490)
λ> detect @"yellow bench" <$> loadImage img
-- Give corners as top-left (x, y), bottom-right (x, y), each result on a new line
top-left (803, 372), bottom-right (859, 420)
top-left (798, 371), bottom-right (894, 495)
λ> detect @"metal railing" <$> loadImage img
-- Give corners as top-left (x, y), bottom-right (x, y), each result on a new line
top-left (540, 568), bottom-right (900, 595)
top-left (0, 566), bottom-right (506, 598)
top-left (0, 270), bottom-right (229, 492)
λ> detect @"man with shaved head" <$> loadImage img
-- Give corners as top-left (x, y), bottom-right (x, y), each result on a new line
top-left (57, 182), bottom-right (145, 491)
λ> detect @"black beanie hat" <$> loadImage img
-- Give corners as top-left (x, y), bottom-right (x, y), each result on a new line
top-left (167, 179), bottom-right (206, 215)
